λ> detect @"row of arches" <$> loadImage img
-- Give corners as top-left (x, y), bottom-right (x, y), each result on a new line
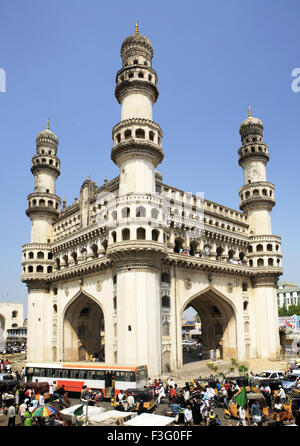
top-left (24, 264), bottom-right (53, 273)
top-left (115, 128), bottom-right (161, 145)
top-left (32, 157), bottom-right (59, 168)
top-left (24, 251), bottom-right (53, 260)
top-left (118, 69), bottom-right (157, 85)
top-left (111, 206), bottom-right (159, 220)
top-left (249, 257), bottom-right (280, 267)
top-left (241, 188), bottom-right (273, 200)
top-left (248, 243), bottom-right (280, 253)
top-left (111, 227), bottom-right (161, 242)
top-left (28, 198), bottom-right (59, 210)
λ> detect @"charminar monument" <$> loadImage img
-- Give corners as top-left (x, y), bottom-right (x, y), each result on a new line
top-left (21, 24), bottom-right (282, 376)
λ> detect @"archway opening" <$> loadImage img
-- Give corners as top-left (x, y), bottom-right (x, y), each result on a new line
top-left (182, 288), bottom-right (236, 364)
top-left (63, 292), bottom-right (105, 362)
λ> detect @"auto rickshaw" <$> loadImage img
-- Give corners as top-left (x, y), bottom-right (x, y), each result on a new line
top-left (22, 382), bottom-right (50, 402)
top-left (112, 388), bottom-right (155, 412)
top-left (270, 395), bottom-right (293, 423)
top-left (224, 392), bottom-right (269, 421)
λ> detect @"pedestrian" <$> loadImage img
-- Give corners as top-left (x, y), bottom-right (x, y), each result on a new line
top-left (190, 398), bottom-right (201, 425)
top-left (170, 402), bottom-right (183, 423)
top-left (39, 393), bottom-right (45, 406)
top-left (127, 393), bottom-right (135, 411)
top-left (236, 404), bottom-right (247, 426)
top-left (250, 400), bottom-right (261, 425)
top-left (138, 399), bottom-right (144, 415)
top-left (184, 404), bottom-right (193, 426)
top-left (7, 403), bottom-right (16, 427)
top-left (157, 385), bottom-right (166, 406)
top-left (62, 391), bottom-right (70, 408)
top-left (49, 383), bottom-right (54, 402)
top-left (18, 401), bottom-right (27, 426)
top-left (15, 388), bottom-right (20, 409)
top-left (277, 385), bottom-right (286, 402)
top-left (23, 409), bottom-right (33, 426)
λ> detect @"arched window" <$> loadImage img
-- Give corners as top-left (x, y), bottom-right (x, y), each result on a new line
top-left (111, 210), bottom-right (117, 220)
top-left (48, 252), bottom-right (53, 260)
top-left (242, 282), bottom-right (248, 292)
top-left (152, 229), bottom-right (159, 241)
top-left (162, 295), bottom-right (170, 308)
top-left (47, 266), bottom-right (53, 273)
top-left (63, 255), bottom-right (69, 267)
top-left (121, 207), bottom-right (130, 218)
top-left (149, 131), bottom-right (155, 141)
top-left (138, 71), bottom-right (144, 78)
top-left (39, 199), bottom-right (45, 207)
top-left (248, 246), bottom-right (253, 253)
top-left (122, 228), bottom-right (130, 241)
top-left (249, 259), bottom-right (253, 267)
top-left (135, 128), bottom-right (145, 139)
top-left (71, 252), bottom-right (77, 265)
top-left (174, 238), bottom-right (184, 253)
top-left (190, 241), bottom-right (198, 256)
top-left (12, 311), bottom-right (18, 318)
top-left (161, 273), bottom-right (170, 284)
top-left (53, 304), bottom-right (57, 313)
top-left (136, 206), bottom-right (146, 217)
top-left (91, 244), bottom-right (98, 258)
top-left (268, 258), bottom-right (274, 266)
top-left (216, 246), bottom-right (223, 260)
top-left (228, 249), bottom-right (234, 260)
top-left (28, 265), bottom-right (33, 273)
top-left (257, 258), bottom-right (264, 266)
top-left (243, 300), bottom-right (248, 311)
top-left (124, 129), bottom-right (132, 140)
top-left (116, 133), bottom-right (121, 143)
top-left (267, 244), bottom-right (273, 251)
top-left (111, 231), bottom-right (117, 243)
top-left (36, 265), bottom-right (44, 273)
top-left (55, 258), bottom-right (60, 270)
top-left (37, 251), bottom-right (44, 259)
top-left (28, 252), bottom-right (34, 259)
top-left (137, 227), bottom-right (146, 240)
top-left (256, 244), bottom-right (263, 252)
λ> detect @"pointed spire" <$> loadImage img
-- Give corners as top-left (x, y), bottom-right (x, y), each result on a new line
top-left (46, 118), bottom-right (50, 130)
top-left (248, 105), bottom-right (252, 118)
top-left (135, 21), bottom-right (139, 35)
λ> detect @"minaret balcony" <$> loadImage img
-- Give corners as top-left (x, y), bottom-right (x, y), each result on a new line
top-left (239, 182), bottom-right (275, 211)
top-left (112, 118), bottom-right (162, 147)
top-left (26, 192), bottom-right (61, 218)
top-left (238, 143), bottom-right (269, 164)
top-left (31, 155), bottom-right (60, 177)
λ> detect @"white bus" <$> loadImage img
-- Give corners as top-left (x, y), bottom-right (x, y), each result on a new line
top-left (25, 362), bottom-right (148, 399)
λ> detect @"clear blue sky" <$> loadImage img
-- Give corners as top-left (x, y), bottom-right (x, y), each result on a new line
top-left (0, 0), bottom-right (299, 316)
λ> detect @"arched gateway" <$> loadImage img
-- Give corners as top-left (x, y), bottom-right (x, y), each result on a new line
top-left (63, 291), bottom-right (105, 362)
top-left (181, 287), bottom-right (237, 362)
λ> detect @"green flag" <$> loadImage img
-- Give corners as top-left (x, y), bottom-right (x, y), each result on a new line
top-left (73, 405), bottom-right (84, 417)
top-left (233, 386), bottom-right (248, 408)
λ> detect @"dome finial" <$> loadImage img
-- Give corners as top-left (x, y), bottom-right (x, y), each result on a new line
top-left (248, 104), bottom-right (252, 118)
top-left (46, 118), bottom-right (50, 130)
top-left (135, 21), bottom-right (139, 34)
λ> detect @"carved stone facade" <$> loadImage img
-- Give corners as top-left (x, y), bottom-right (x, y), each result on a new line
top-left (22, 26), bottom-right (282, 376)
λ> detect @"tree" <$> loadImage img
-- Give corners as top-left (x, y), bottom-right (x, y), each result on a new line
top-left (278, 305), bottom-right (300, 317)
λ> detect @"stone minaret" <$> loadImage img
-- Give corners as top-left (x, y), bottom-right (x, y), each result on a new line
top-left (22, 121), bottom-right (61, 361)
top-left (107, 25), bottom-right (167, 376)
top-left (238, 106), bottom-right (275, 235)
top-left (238, 107), bottom-right (281, 359)
top-left (111, 22), bottom-right (164, 195)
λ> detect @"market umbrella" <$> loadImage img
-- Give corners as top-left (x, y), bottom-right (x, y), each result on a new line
top-left (31, 404), bottom-right (57, 417)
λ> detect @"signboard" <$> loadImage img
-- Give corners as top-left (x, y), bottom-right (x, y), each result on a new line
top-left (278, 315), bottom-right (299, 330)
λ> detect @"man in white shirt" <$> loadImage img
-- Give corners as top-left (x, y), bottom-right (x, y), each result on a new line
top-left (277, 385), bottom-right (286, 402)
top-left (157, 386), bottom-right (166, 406)
top-left (18, 402), bottom-right (27, 426)
top-left (7, 404), bottom-right (16, 427)
top-left (237, 405), bottom-right (247, 426)
top-left (127, 394), bottom-right (135, 411)
top-left (39, 393), bottom-right (45, 406)
top-left (184, 405), bottom-right (193, 426)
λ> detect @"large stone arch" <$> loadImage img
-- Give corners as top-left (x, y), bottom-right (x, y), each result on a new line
top-left (181, 285), bottom-right (237, 361)
top-left (62, 289), bottom-right (105, 362)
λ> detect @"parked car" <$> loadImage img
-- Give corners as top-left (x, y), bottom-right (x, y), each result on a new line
top-left (282, 374), bottom-right (300, 391)
top-left (255, 370), bottom-right (285, 381)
